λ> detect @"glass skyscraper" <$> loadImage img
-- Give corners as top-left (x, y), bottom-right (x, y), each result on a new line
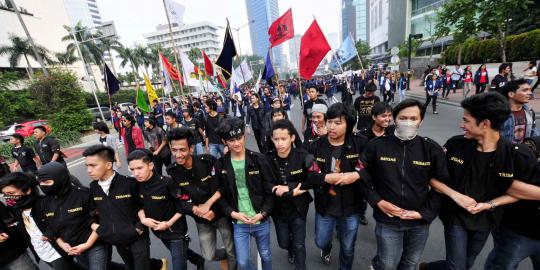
top-left (245, 0), bottom-right (284, 71)
top-left (341, 0), bottom-right (368, 42)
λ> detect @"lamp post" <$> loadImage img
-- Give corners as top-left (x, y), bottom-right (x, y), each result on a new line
top-left (408, 33), bottom-right (423, 70)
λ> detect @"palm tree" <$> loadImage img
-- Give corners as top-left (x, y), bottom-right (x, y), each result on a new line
top-left (99, 36), bottom-right (122, 75)
top-left (0, 34), bottom-right (51, 79)
top-left (62, 21), bottom-right (104, 69)
top-left (54, 49), bottom-right (78, 67)
top-left (134, 44), bottom-right (151, 78)
top-left (116, 46), bottom-right (140, 81)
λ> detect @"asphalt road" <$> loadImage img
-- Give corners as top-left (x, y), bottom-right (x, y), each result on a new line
top-left (42, 91), bottom-right (533, 270)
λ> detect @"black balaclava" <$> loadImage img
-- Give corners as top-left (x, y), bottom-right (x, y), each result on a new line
top-left (36, 162), bottom-right (71, 196)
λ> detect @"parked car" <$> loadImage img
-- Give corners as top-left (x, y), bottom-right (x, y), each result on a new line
top-left (87, 107), bottom-right (112, 121)
top-left (0, 124), bottom-right (18, 142)
top-left (118, 102), bottom-right (134, 112)
top-left (13, 120), bottom-right (51, 138)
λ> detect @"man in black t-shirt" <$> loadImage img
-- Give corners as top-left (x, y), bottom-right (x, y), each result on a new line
top-left (490, 63), bottom-right (511, 94)
top-left (33, 126), bottom-right (65, 165)
top-left (302, 87), bottom-right (327, 132)
top-left (9, 133), bottom-right (38, 173)
top-left (354, 83), bottom-right (381, 130)
top-left (422, 92), bottom-right (540, 270)
top-left (181, 108), bottom-right (205, 155)
top-left (204, 100), bottom-right (224, 158)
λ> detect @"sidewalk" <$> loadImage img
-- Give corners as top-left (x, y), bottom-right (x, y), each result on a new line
top-left (405, 79), bottom-right (540, 115)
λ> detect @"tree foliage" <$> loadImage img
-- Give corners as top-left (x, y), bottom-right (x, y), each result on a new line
top-left (0, 34), bottom-right (51, 79)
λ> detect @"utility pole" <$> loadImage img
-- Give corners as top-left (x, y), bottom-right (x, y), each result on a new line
top-left (8, 0), bottom-right (49, 77)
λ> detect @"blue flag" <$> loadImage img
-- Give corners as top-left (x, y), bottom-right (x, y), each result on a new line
top-left (262, 50), bottom-right (275, 87)
top-left (333, 34), bottom-right (358, 67)
top-left (103, 63), bottom-right (120, 96)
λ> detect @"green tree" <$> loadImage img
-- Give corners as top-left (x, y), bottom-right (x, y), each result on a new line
top-left (62, 21), bottom-right (104, 68)
top-left (134, 44), bottom-right (151, 78)
top-left (187, 47), bottom-right (202, 65)
top-left (27, 70), bottom-right (92, 132)
top-left (116, 46), bottom-right (141, 81)
top-left (397, 39), bottom-right (420, 58)
top-left (0, 89), bottom-right (37, 127)
top-left (0, 71), bottom-right (21, 91)
top-left (0, 34), bottom-right (51, 79)
top-left (54, 49), bottom-right (78, 67)
top-left (344, 39), bottom-right (370, 70)
top-left (99, 36), bottom-right (122, 75)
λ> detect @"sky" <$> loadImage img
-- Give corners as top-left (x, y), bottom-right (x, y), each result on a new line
top-left (96, 0), bottom-right (341, 56)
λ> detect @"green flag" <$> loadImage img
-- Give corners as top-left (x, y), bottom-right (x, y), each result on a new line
top-left (136, 86), bottom-right (150, 113)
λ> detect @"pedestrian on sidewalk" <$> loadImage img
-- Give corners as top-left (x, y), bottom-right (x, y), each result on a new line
top-left (397, 72), bottom-right (407, 102)
top-left (474, 64), bottom-right (489, 94)
top-left (425, 74), bottom-right (441, 114)
top-left (462, 66), bottom-right (473, 98)
top-left (450, 64), bottom-right (463, 94)
top-left (523, 60), bottom-right (538, 87)
top-left (531, 60), bottom-right (540, 93)
top-left (442, 70), bottom-right (453, 99)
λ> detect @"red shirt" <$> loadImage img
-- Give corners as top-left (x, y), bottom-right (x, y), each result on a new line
top-left (480, 71), bottom-right (487, 83)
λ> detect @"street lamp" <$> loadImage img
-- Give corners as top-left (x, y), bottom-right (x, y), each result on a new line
top-left (231, 19), bottom-right (255, 57)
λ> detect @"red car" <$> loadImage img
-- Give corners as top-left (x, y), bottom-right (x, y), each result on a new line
top-left (14, 120), bottom-right (51, 137)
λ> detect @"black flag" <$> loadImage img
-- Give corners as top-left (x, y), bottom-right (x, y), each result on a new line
top-left (103, 63), bottom-right (120, 96)
top-left (215, 20), bottom-right (237, 81)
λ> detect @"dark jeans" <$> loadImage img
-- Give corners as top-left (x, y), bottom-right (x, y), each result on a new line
top-left (76, 242), bottom-right (112, 270)
top-left (442, 85), bottom-right (451, 97)
top-left (253, 129), bottom-right (265, 153)
top-left (475, 83), bottom-right (487, 94)
top-left (372, 222), bottom-right (429, 270)
top-left (153, 154), bottom-right (171, 175)
top-left (116, 237), bottom-right (151, 270)
top-left (274, 216), bottom-right (307, 270)
top-left (485, 228), bottom-right (540, 270)
top-left (161, 238), bottom-right (188, 270)
top-left (423, 225), bottom-right (491, 270)
top-left (195, 217), bottom-right (236, 269)
top-left (425, 94), bottom-right (438, 112)
top-left (315, 213), bottom-right (360, 270)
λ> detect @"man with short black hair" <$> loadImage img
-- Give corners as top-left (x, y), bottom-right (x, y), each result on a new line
top-left (354, 82), bottom-right (381, 131)
top-left (359, 102), bottom-right (394, 141)
top-left (144, 117), bottom-right (171, 175)
top-left (33, 125), bottom-right (65, 166)
top-left (181, 109), bottom-right (206, 156)
top-left (215, 117), bottom-right (275, 270)
top-left (165, 111), bottom-right (181, 131)
top-left (204, 100), bottom-right (225, 158)
top-left (360, 99), bottom-right (447, 270)
top-left (9, 133), bottom-right (38, 173)
top-left (166, 127), bottom-right (235, 270)
top-left (500, 79), bottom-right (539, 143)
top-left (490, 63), bottom-right (511, 93)
top-left (308, 103), bottom-right (367, 269)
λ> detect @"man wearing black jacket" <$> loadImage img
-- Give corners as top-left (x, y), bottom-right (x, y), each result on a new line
top-left (128, 149), bottom-right (205, 270)
top-left (0, 201), bottom-right (35, 270)
top-left (37, 162), bottom-right (109, 270)
top-left (359, 99), bottom-right (447, 270)
top-left (307, 103), bottom-right (367, 270)
top-left (266, 119), bottom-right (319, 270)
top-left (33, 125), bottom-right (65, 166)
top-left (83, 145), bottom-right (151, 270)
top-left (0, 172), bottom-right (74, 269)
top-left (166, 127), bottom-right (235, 270)
top-left (215, 117), bottom-right (275, 270)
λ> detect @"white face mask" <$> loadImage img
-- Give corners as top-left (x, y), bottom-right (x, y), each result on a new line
top-left (394, 120), bottom-right (419, 141)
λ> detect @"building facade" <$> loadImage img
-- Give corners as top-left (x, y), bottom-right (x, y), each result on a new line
top-left (341, 0), bottom-right (368, 42)
top-left (143, 21), bottom-right (221, 61)
top-left (245, 0), bottom-right (284, 72)
top-left (63, 0), bottom-right (102, 28)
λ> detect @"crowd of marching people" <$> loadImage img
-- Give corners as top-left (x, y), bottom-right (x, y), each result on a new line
top-left (3, 64), bottom-right (540, 270)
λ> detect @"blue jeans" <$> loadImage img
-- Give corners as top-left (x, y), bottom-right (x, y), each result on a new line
top-left (423, 225), bottom-right (491, 270)
top-left (194, 142), bottom-right (204, 156)
top-left (233, 220), bottom-right (272, 270)
top-left (314, 213), bottom-right (360, 270)
top-left (208, 143), bottom-right (224, 158)
top-left (0, 252), bottom-right (37, 270)
top-left (161, 238), bottom-right (188, 270)
top-left (76, 242), bottom-right (112, 270)
top-left (372, 222), bottom-right (429, 270)
top-left (485, 228), bottom-right (540, 270)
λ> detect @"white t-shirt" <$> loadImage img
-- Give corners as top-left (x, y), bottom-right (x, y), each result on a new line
top-left (525, 66), bottom-right (537, 80)
top-left (98, 172), bottom-right (116, 195)
top-left (22, 209), bottom-right (62, 263)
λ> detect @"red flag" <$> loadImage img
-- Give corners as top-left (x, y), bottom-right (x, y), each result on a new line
top-left (268, 8), bottom-right (294, 48)
top-left (159, 53), bottom-right (183, 82)
top-left (299, 20), bottom-right (331, 80)
top-left (217, 72), bottom-right (227, 89)
top-left (203, 51), bottom-right (214, 76)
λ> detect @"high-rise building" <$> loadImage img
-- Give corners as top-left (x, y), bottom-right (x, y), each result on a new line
top-left (63, 0), bottom-right (103, 28)
top-left (368, 0), bottom-right (408, 56)
top-left (340, 0), bottom-right (368, 42)
top-left (245, 0), bottom-right (284, 72)
top-left (143, 22), bottom-right (221, 61)
top-left (287, 34), bottom-right (301, 70)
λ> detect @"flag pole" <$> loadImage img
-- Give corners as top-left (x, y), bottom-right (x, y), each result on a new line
top-left (161, 0), bottom-right (185, 98)
top-left (292, 37), bottom-right (304, 110)
top-left (350, 32), bottom-right (365, 70)
top-left (331, 48), bottom-right (354, 98)
top-left (268, 47), bottom-right (283, 95)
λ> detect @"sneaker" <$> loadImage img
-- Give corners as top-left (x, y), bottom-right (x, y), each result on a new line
top-left (320, 249), bottom-right (331, 265)
top-left (160, 258), bottom-right (167, 270)
top-left (360, 214), bottom-right (368, 225)
top-left (434, 111), bottom-right (438, 114)
top-left (288, 250), bottom-right (295, 265)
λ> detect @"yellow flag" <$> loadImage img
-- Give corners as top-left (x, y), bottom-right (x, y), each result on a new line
top-left (144, 73), bottom-right (158, 105)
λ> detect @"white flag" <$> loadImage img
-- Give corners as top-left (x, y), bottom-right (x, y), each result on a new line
top-left (232, 59), bottom-right (253, 85)
top-left (165, 0), bottom-right (185, 27)
top-left (160, 56), bottom-right (173, 95)
top-left (254, 70), bottom-right (262, 92)
top-left (179, 51), bottom-right (200, 87)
